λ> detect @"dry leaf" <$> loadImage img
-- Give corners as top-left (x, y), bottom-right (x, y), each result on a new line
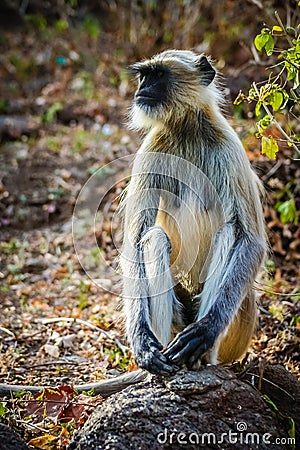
top-left (29, 434), bottom-right (57, 449)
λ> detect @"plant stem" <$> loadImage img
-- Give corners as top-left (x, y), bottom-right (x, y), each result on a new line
top-left (275, 10), bottom-right (293, 47)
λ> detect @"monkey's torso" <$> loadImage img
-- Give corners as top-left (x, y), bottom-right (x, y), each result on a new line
top-left (136, 109), bottom-right (263, 302)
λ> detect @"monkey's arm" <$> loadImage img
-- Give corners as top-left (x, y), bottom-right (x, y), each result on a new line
top-left (164, 226), bottom-right (265, 368)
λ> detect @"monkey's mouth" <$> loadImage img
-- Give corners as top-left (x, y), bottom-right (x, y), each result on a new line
top-left (135, 94), bottom-right (160, 107)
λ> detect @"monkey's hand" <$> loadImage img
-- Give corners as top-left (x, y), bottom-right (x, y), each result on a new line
top-left (133, 328), bottom-right (179, 376)
top-left (163, 316), bottom-right (216, 369)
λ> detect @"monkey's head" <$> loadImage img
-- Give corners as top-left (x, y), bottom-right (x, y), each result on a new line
top-left (128, 50), bottom-right (220, 130)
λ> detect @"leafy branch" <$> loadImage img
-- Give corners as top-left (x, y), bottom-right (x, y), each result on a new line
top-left (234, 12), bottom-right (300, 159)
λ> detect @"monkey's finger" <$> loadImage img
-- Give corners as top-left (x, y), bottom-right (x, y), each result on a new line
top-left (163, 345), bottom-right (178, 358)
top-left (164, 323), bottom-right (198, 352)
top-left (137, 349), bottom-right (178, 375)
top-left (164, 337), bottom-right (184, 355)
top-left (164, 336), bottom-right (181, 351)
top-left (164, 332), bottom-right (192, 357)
top-left (151, 361), bottom-right (179, 376)
top-left (186, 346), bottom-right (207, 369)
top-left (152, 352), bottom-right (179, 374)
top-left (160, 357), bottom-right (180, 372)
top-left (165, 338), bottom-right (200, 364)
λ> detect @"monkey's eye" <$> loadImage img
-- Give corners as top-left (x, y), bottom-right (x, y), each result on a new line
top-left (156, 70), bottom-right (165, 78)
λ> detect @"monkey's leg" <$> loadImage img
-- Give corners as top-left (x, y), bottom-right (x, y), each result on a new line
top-left (217, 290), bottom-right (257, 363)
top-left (164, 225), bottom-right (265, 368)
top-left (123, 254), bottom-right (176, 375)
top-left (141, 226), bottom-right (181, 346)
top-left (122, 187), bottom-right (178, 375)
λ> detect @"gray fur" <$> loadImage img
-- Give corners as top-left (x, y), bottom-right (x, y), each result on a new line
top-left (120, 50), bottom-right (266, 374)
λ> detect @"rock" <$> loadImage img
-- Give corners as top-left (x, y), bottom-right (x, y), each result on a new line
top-left (0, 424), bottom-right (29, 450)
top-left (68, 366), bottom-right (296, 450)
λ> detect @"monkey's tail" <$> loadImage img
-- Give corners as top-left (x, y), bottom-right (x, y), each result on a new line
top-left (0, 369), bottom-right (147, 398)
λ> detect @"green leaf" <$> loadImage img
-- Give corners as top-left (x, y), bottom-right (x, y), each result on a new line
top-left (272, 25), bottom-right (282, 33)
top-left (257, 115), bottom-right (271, 136)
top-left (269, 304), bottom-right (285, 322)
top-left (233, 91), bottom-right (245, 105)
top-left (247, 87), bottom-right (258, 101)
top-left (254, 32), bottom-right (274, 55)
top-left (293, 71), bottom-right (299, 89)
top-left (264, 34), bottom-right (274, 55)
top-left (0, 402), bottom-right (7, 418)
top-left (291, 314), bottom-right (300, 326)
top-left (264, 259), bottom-right (275, 272)
top-left (255, 101), bottom-right (262, 117)
top-left (55, 19), bottom-right (69, 32)
top-left (25, 14), bottom-right (47, 31)
top-left (83, 15), bottom-right (101, 40)
top-left (270, 91), bottom-right (283, 111)
top-left (275, 199), bottom-right (298, 224)
top-left (254, 33), bottom-right (269, 51)
top-left (43, 102), bottom-right (63, 124)
top-left (262, 394), bottom-right (295, 441)
top-left (261, 136), bottom-right (279, 159)
top-left (13, 389), bottom-right (27, 398)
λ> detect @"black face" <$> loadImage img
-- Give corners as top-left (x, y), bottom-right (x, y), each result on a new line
top-left (134, 65), bottom-right (170, 107)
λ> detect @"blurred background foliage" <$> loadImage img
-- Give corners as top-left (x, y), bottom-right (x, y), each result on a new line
top-left (1, 0), bottom-right (296, 65)
top-left (0, 1), bottom-right (298, 266)
top-left (0, 0), bottom-right (298, 130)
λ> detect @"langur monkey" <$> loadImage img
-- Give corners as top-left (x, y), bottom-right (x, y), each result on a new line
top-left (121, 50), bottom-right (266, 375)
top-left (0, 50), bottom-right (267, 399)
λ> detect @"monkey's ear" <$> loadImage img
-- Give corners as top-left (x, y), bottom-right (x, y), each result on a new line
top-left (195, 55), bottom-right (216, 86)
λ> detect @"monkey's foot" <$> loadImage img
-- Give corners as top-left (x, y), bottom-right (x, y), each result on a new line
top-left (163, 317), bottom-right (216, 369)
